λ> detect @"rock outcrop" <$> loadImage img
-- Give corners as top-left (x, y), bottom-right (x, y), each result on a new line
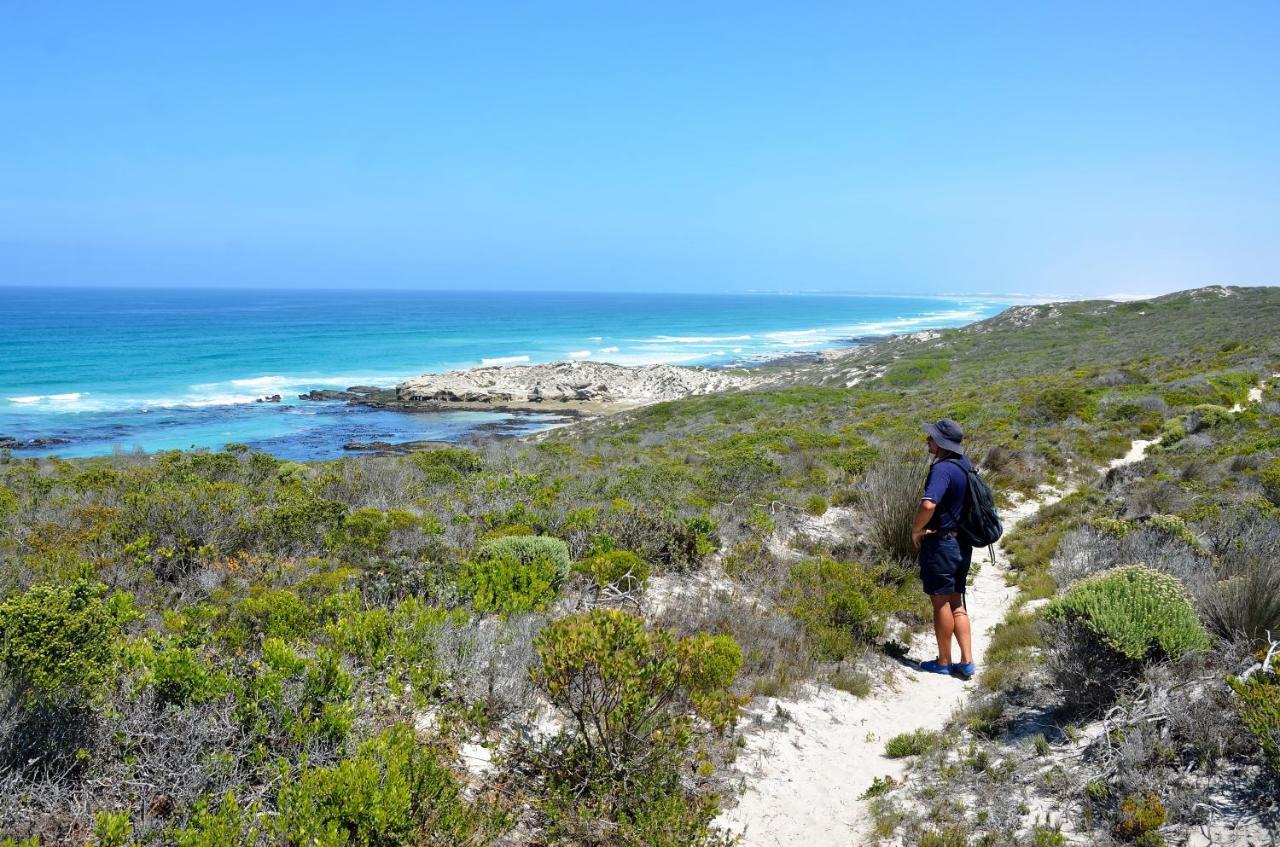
top-left (394, 361), bottom-right (751, 411)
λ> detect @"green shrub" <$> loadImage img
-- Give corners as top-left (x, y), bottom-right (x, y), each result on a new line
top-left (1043, 566), bottom-right (1209, 662)
top-left (804, 494), bottom-right (828, 516)
top-left (883, 356), bottom-right (951, 386)
top-left (462, 549), bottom-right (563, 615)
top-left (233, 588), bottom-right (316, 641)
top-left (408, 447), bottom-right (483, 484)
top-left (93, 810), bottom-right (133, 847)
top-left (783, 558), bottom-right (889, 661)
top-left (532, 610), bottom-right (742, 766)
top-left (474, 535), bottom-right (571, 578)
top-left (1032, 386), bottom-right (1094, 422)
top-left (1260, 458), bottom-right (1280, 505)
top-left (858, 775), bottom-right (897, 799)
top-left (574, 550), bottom-right (651, 589)
top-left (1228, 652), bottom-right (1280, 773)
top-left (884, 728), bottom-right (941, 758)
top-left (531, 610), bottom-right (741, 845)
top-left (0, 580), bottom-right (131, 702)
top-left (276, 724), bottom-right (503, 845)
top-left (151, 644), bottom-right (232, 707)
top-left (1043, 566), bottom-right (1209, 712)
top-left (1187, 403), bottom-right (1231, 432)
top-left (1113, 791), bottom-right (1167, 843)
top-left (168, 793), bottom-right (259, 847)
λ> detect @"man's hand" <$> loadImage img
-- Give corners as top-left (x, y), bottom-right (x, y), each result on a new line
top-left (912, 527), bottom-right (935, 551)
top-left (912, 499), bottom-right (937, 551)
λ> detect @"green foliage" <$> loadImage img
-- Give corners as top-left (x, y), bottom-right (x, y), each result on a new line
top-left (783, 558), bottom-right (890, 661)
top-left (169, 793), bottom-right (260, 847)
top-left (93, 809), bottom-right (133, 847)
top-left (151, 644), bottom-right (232, 707)
top-left (574, 549), bottom-right (651, 589)
top-left (883, 356), bottom-right (951, 386)
top-left (0, 580), bottom-right (129, 702)
top-left (1260, 458), bottom-right (1280, 505)
top-left (1228, 652), bottom-right (1280, 773)
top-left (276, 724), bottom-right (503, 845)
top-left (1113, 792), bottom-right (1167, 843)
top-left (858, 775), bottom-right (897, 799)
top-left (804, 494), bottom-right (828, 516)
top-left (884, 728), bottom-right (942, 758)
top-left (408, 446), bottom-right (483, 484)
top-left (1043, 566), bottom-right (1210, 662)
top-left (531, 610), bottom-right (741, 846)
top-left (462, 545), bottom-right (564, 615)
top-left (474, 534), bottom-right (571, 579)
top-left (1031, 386), bottom-right (1094, 421)
top-left (532, 610), bottom-right (742, 766)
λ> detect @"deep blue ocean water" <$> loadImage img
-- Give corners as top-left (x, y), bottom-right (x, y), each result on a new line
top-left (1, 288), bottom-right (1005, 459)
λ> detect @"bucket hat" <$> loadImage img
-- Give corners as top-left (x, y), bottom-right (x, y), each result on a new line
top-left (924, 418), bottom-right (965, 453)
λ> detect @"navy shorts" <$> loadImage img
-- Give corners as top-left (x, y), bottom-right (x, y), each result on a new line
top-left (919, 535), bottom-right (973, 596)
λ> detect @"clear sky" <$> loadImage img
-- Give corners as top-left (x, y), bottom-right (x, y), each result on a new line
top-left (2, 2), bottom-right (1277, 297)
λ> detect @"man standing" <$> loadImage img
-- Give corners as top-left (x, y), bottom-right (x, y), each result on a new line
top-left (911, 418), bottom-right (975, 679)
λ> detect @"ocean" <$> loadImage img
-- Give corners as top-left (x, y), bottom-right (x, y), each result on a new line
top-left (1, 288), bottom-right (1006, 460)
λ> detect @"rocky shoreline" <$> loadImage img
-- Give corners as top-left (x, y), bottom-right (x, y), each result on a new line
top-left (366, 360), bottom-right (761, 415)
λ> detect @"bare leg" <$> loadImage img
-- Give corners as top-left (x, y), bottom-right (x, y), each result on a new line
top-left (930, 595), bottom-right (954, 665)
top-left (949, 595), bottom-right (973, 664)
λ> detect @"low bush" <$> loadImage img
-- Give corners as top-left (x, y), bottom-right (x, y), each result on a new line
top-left (530, 609), bottom-right (741, 845)
top-left (0, 580), bottom-right (132, 703)
top-left (461, 553), bottom-right (561, 615)
top-left (1043, 566), bottom-right (1209, 712)
top-left (461, 535), bottom-right (573, 614)
top-left (574, 549), bottom-right (651, 590)
top-left (1113, 791), bottom-right (1167, 844)
top-left (1228, 651), bottom-right (1280, 774)
top-left (884, 728), bottom-right (941, 758)
top-left (1260, 458), bottom-right (1280, 505)
top-left (782, 558), bottom-right (892, 661)
top-left (474, 535), bottom-right (571, 580)
top-left (275, 723), bottom-right (505, 844)
top-left (1031, 386), bottom-right (1094, 422)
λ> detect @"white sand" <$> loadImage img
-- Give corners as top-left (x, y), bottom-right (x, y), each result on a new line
top-left (714, 492), bottom-right (1059, 846)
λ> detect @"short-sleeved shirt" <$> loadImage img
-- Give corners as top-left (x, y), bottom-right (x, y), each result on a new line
top-left (921, 454), bottom-right (972, 532)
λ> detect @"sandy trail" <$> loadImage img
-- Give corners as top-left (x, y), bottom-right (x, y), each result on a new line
top-left (712, 489), bottom-right (1060, 846)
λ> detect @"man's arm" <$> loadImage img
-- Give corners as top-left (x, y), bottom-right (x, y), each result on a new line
top-left (912, 499), bottom-right (936, 551)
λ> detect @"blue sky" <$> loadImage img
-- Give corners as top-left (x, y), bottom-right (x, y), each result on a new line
top-left (2, 3), bottom-right (1277, 296)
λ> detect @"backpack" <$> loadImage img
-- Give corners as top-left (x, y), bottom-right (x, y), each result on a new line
top-left (944, 458), bottom-right (1003, 547)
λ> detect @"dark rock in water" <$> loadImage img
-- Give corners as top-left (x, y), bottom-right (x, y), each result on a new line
top-left (343, 439), bottom-right (454, 453)
top-left (0, 435), bottom-right (19, 449)
top-left (255, 394), bottom-right (282, 403)
top-left (23, 437), bottom-right (71, 448)
top-left (345, 385), bottom-right (385, 395)
top-left (834, 334), bottom-right (897, 346)
top-left (299, 389), bottom-right (358, 401)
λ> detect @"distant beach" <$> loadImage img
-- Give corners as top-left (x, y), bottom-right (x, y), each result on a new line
top-left (1, 288), bottom-right (1006, 459)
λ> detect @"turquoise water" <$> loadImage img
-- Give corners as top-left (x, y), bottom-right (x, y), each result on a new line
top-left (1, 288), bottom-right (1004, 459)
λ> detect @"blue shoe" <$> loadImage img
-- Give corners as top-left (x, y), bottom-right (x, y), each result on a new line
top-left (950, 662), bottom-right (976, 680)
top-left (918, 659), bottom-right (952, 675)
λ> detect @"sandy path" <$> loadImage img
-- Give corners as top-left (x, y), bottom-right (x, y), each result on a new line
top-left (713, 490), bottom-right (1060, 846)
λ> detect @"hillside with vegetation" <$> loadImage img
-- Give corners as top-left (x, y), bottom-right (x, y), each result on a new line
top-left (2, 285), bottom-right (1279, 846)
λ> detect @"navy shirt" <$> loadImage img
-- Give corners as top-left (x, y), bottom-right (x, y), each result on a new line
top-left (922, 454), bottom-right (971, 532)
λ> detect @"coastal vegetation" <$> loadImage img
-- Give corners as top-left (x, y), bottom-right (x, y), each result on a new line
top-left (1, 286), bottom-right (1279, 844)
